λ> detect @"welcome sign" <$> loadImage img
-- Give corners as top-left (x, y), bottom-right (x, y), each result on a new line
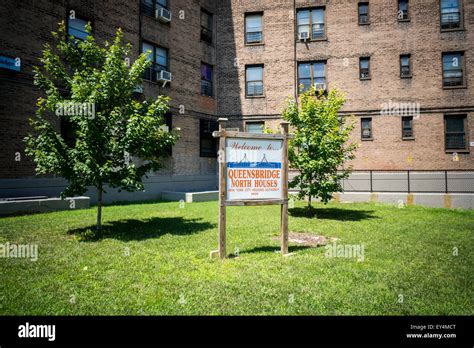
top-left (212, 119), bottom-right (292, 259)
top-left (225, 138), bottom-right (283, 200)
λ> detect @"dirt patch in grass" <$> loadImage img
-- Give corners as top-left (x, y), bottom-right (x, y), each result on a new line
top-left (273, 232), bottom-right (338, 247)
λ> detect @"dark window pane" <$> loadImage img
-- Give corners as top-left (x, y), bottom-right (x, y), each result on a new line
top-left (398, 0), bottom-right (409, 19)
top-left (201, 10), bottom-right (213, 43)
top-left (361, 118), bottom-right (372, 138)
top-left (360, 58), bottom-right (370, 78)
top-left (402, 116), bottom-right (413, 137)
top-left (200, 120), bottom-right (218, 157)
top-left (446, 117), bottom-right (464, 132)
top-left (156, 0), bottom-right (167, 9)
top-left (445, 116), bottom-right (466, 149)
top-left (443, 53), bottom-right (463, 86)
top-left (441, 0), bottom-right (460, 29)
top-left (68, 18), bottom-right (89, 40)
top-left (201, 64), bottom-right (213, 96)
top-left (359, 3), bottom-right (369, 23)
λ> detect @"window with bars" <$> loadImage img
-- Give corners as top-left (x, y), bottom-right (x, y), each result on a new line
top-left (142, 42), bottom-right (169, 82)
top-left (245, 13), bottom-right (263, 44)
top-left (200, 119), bottom-right (218, 157)
top-left (246, 65), bottom-right (264, 97)
top-left (402, 116), bottom-right (414, 139)
top-left (200, 63), bottom-right (213, 97)
top-left (361, 118), bottom-right (372, 139)
top-left (359, 57), bottom-right (371, 79)
top-left (141, 0), bottom-right (168, 17)
top-left (358, 3), bottom-right (370, 24)
top-left (400, 54), bottom-right (411, 78)
top-left (297, 8), bottom-right (325, 40)
top-left (445, 115), bottom-right (467, 150)
top-left (442, 52), bottom-right (464, 87)
top-left (201, 9), bottom-right (213, 43)
top-left (398, 0), bottom-right (409, 20)
top-left (440, 0), bottom-right (462, 30)
top-left (298, 61), bottom-right (327, 93)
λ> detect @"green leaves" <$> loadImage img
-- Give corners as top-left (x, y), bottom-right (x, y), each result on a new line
top-left (25, 22), bottom-right (179, 215)
top-left (283, 87), bottom-right (356, 205)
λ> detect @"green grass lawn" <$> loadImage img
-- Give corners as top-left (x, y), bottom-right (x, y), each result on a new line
top-left (0, 200), bottom-right (473, 315)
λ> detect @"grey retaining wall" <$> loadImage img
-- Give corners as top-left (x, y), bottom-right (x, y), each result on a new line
top-left (0, 174), bottom-right (218, 204)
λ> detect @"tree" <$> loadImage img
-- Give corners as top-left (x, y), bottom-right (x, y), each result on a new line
top-left (282, 88), bottom-right (356, 214)
top-left (24, 22), bottom-right (179, 230)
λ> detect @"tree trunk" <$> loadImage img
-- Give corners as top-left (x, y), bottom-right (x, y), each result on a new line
top-left (96, 185), bottom-right (103, 230)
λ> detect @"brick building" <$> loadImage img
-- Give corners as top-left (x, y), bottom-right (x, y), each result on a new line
top-left (0, 0), bottom-right (472, 201)
top-left (217, 0), bottom-right (473, 171)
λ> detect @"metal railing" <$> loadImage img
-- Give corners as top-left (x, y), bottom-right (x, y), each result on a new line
top-left (340, 170), bottom-right (474, 194)
top-left (289, 170), bottom-right (474, 194)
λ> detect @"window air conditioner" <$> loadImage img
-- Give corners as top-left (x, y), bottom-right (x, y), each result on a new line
top-left (156, 8), bottom-right (171, 23)
top-left (158, 70), bottom-right (172, 82)
top-left (298, 32), bottom-right (309, 41)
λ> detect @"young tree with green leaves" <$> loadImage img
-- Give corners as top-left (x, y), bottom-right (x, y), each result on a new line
top-left (282, 88), bottom-right (356, 214)
top-left (25, 22), bottom-right (178, 230)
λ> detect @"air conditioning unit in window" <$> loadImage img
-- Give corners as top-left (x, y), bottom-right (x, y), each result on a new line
top-left (158, 70), bottom-right (172, 82)
top-left (298, 32), bottom-right (309, 41)
top-left (314, 83), bottom-right (326, 91)
top-left (133, 85), bottom-right (144, 94)
top-left (155, 8), bottom-right (171, 22)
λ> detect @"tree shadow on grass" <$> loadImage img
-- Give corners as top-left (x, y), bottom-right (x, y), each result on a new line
top-left (289, 207), bottom-right (377, 221)
top-left (238, 245), bottom-right (312, 256)
top-left (67, 216), bottom-right (215, 242)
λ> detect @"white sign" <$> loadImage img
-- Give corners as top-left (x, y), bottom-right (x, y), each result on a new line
top-left (470, 141), bottom-right (474, 147)
top-left (226, 137), bottom-right (283, 200)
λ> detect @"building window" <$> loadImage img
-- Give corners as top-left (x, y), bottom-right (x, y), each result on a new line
top-left (68, 17), bottom-right (89, 40)
top-left (142, 42), bottom-right (168, 82)
top-left (141, 0), bottom-right (168, 17)
top-left (442, 52), bottom-right (464, 87)
top-left (400, 54), bottom-right (411, 78)
top-left (298, 61), bottom-right (327, 93)
top-left (398, 0), bottom-right (409, 20)
top-left (201, 9), bottom-right (213, 44)
top-left (440, 0), bottom-right (462, 30)
top-left (60, 118), bottom-right (75, 146)
top-left (245, 13), bottom-right (263, 44)
top-left (200, 119), bottom-right (218, 157)
top-left (358, 2), bottom-right (370, 24)
top-left (246, 65), bottom-right (264, 97)
top-left (361, 118), bottom-right (372, 139)
top-left (246, 122), bottom-right (265, 133)
top-left (402, 116), bottom-right (414, 139)
top-left (200, 63), bottom-right (213, 97)
top-left (297, 8), bottom-right (325, 40)
top-left (359, 57), bottom-right (371, 80)
top-left (445, 115), bottom-right (467, 150)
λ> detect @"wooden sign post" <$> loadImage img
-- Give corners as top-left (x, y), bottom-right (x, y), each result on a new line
top-left (213, 118), bottom-right (291, 259)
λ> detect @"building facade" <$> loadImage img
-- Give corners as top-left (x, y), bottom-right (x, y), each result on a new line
top-left (217, 0), bottom-right (474, 171)
top-left (0, 0), bottom-right (472, 201)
